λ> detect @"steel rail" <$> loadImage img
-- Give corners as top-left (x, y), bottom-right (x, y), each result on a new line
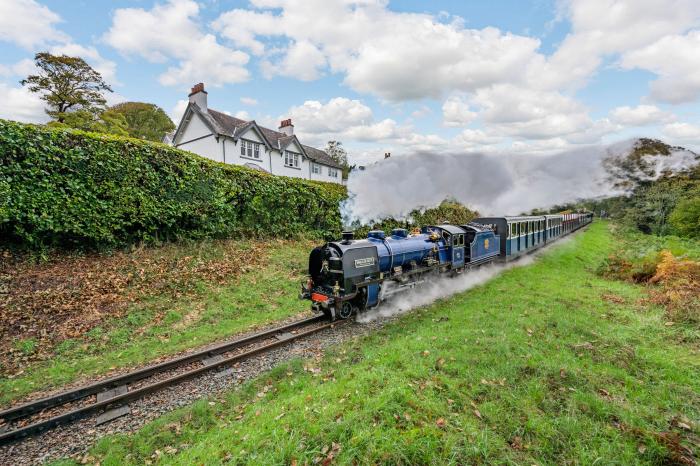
top-left (0, 314), bottom-right (331, 444)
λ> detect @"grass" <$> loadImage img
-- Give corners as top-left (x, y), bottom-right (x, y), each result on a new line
top-left (56, 222), bottom-right (699, 465)
top-left (1, 239), bottom-right (315, 405)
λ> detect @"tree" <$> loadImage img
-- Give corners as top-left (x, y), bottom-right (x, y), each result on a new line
top-left (47, 108), bottom-right (128, 137)
top-left (669, 194), bottom-right (700, 238)
top-left (20, 52), bottom-right (112, 123)
top-left (325, 140), bottom-right (350, 178)
top-left (325, 140), bottom-right (348, 167)
top-left (110, 102), bottom-right (176, 142)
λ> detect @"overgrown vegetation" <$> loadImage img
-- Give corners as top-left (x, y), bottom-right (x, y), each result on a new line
top-left (0, 119), bottom-right (346, 249)
top-left (598, 225), bottom-right (700, 325)
top-left (55, 223), bottom-right (699, 465)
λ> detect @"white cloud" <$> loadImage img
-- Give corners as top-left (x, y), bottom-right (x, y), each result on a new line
top-left (0, 58), bottom-right (36, 77)
top-left (286, 97), bottom-right (374, 133)
top-left (0, 83), bottom-right (48, 123)
top-left (213, 1), bottom-right (542, 101)
top-left (261, 40), bottom-right (327, 81)
top-left (234, 110), bottom-right (251, 120)
top-left (471, 85), bottom-right (598, 140)
top-left (0, 0), bottom-right (68, 49)
top-left (662, 122), bottom-right (700, 142)
top-left (104, 0), bottom-right (249, 88)
top-left (610, 104), bottom-right (673, 126)
top-left (442, 94), bottom-right (477, 127)
top-left (170, 99), bottom-right (188, 124)
top-left (620, 31), bottom-right (700, 104)
top-left (538, 0), bottom-right (700, 90)
top-left (240, 97), bottom-right (258, 106)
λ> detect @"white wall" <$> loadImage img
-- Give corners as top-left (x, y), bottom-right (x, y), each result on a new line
top-left (270, 149), bottom-right (308, 179)
top-left (177, 112), bottom-right (211, 142)
top-left (178, 134), bottom-right (222, 163)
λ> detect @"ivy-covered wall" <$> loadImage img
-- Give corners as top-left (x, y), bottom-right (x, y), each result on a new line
top-left (0, 119), bottom-right (346, 249)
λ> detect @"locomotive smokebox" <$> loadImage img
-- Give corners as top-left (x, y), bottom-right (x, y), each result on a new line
top-left (341, 231), bottom-right (354, 244)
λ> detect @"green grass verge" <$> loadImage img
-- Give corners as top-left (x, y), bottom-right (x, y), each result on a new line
top-left (58, 223), bottom-right (700, 464)
top-left (1, 240), bottom-right (313, 405)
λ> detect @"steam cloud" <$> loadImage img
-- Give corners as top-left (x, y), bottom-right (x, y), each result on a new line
top-left (357, 236), bottom-right (572, 323)
top-left (344, 140), bottom-right (698, 224)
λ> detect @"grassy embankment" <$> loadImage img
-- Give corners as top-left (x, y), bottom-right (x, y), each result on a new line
top-left (56, 222), bottom-right (699, 465)
top-left (1, 239), bottom-right (315, 405)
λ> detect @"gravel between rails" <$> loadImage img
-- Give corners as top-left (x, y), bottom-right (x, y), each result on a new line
top-left (0, 316), bottom-right (390, 466)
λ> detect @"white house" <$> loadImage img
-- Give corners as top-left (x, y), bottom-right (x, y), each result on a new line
top-left (167, 83), bottom-right (343, 184)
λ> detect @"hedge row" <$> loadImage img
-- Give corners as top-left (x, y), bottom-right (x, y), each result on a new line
top-left (0, 119), bottom-right (347, 249)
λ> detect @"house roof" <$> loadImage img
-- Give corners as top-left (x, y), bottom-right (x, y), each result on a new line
top-left (203, 107), bottom-right (342, 169)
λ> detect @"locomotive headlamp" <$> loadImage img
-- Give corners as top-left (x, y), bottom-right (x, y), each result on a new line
top-left (333, 281), bottom-right (340, 296)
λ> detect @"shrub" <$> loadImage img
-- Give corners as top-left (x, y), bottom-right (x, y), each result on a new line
top-left (0, 119), bottom-right (346, 249)
top-left (669, 195), bottom-right (700, 238)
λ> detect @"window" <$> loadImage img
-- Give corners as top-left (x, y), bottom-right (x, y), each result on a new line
top-left (240, 140), bottom-right (261, 159)
top-left (284, 151), bottom-right (300, 168)
top-left (311, 162), bottom-right (321, 174)
top-left (329, 167), bottom-right (338, 178)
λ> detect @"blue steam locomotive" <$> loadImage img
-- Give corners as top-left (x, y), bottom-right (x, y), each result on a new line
top-left (301, 212), bottom-right (593, 319)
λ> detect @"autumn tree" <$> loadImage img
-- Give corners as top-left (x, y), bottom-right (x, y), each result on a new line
top-left (110, 102), bottom-right (175, 141)
top-left (20, 52), bottom-right (112, 123)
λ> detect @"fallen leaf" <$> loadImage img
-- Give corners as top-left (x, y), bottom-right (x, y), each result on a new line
top-left (436, 418), bottom-right (446, 428)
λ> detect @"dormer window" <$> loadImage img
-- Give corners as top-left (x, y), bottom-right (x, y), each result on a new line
top-left (285, 151), bottom-right (301, 168)
top-left (241, 140), bottom-right (261, 159)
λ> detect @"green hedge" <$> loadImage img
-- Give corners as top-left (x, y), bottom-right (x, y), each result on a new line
top-left (0, 119), bottom-right (346, 248)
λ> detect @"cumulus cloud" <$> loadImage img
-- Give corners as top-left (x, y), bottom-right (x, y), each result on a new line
top-left (213, 0), bottom-right (542, 100)
top-left (0, 83), bottom-right (48, 123)
top-left (662, 122), bottom-right (700, 142)
top-left (620, 31), bottom-right (700, 104)
top-left (170, 99), bottom-right (188, 124)
top-left (0, 0), bottom-right (68, 49)
top-left (539, 0), bottom-right (700, 90)
top-left (610, 104), bottom-right (673, 126)
top-left (442, 94), bottom-right (477, 127)
top-left (104, 0), bottom-right (249, 88)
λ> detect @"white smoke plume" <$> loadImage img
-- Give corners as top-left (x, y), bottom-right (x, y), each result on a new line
top-left (344, 139), bottom-right (698, 224)
top-left (356, 236), bottom-right (573, 323)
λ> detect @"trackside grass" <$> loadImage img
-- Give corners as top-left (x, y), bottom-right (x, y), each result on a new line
top-left (1, 239), bottom-right (314, 405)
top-left (58, 223), bottom-right (700, 465)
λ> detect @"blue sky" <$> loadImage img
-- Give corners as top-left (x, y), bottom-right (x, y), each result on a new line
top-left (1, 0), bottom-right (700, 164)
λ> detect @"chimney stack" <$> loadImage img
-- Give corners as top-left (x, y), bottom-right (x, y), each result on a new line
top-left (188, 82), bottom-right (207, 111)
top-left (384, 152), bottom-right (391, 159)
top-left (279, 118), bottom-right (294, 136)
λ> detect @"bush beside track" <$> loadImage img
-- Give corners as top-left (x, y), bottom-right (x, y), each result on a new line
top-left (0, 119), bottom-right (346, 249)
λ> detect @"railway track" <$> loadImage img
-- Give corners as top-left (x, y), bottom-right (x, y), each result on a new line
top-left (0, 314), bottom-right (341, 445)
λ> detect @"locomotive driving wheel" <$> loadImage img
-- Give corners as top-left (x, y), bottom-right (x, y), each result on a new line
top-left (338, 301), bottom-right (353, 319)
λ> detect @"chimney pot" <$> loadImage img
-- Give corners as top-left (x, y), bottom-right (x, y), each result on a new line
top-left (279, 118), bottom-right (294, 136)
top-left (188, 82), bottom-right (207, 111)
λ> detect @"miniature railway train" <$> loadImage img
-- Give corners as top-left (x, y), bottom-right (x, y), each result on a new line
top-left (301, 212), bottom-right (593, 319)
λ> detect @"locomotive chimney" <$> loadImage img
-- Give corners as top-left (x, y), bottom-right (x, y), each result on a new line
top-left (341, 231), bottom-right (354, 244)
top-left (279, 118), bottom-right (294, 136)
top-left (188, 82), bottom-right (207, 111)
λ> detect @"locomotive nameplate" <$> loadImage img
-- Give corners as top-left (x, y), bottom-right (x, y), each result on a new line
top-left (354, 257), bottom-right (376, 268)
